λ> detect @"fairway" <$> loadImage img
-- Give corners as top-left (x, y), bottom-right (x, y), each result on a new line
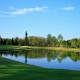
top-left (0, 0), bottom-right (80, 80)
top-left (0, 57), bottom-right (80, 80)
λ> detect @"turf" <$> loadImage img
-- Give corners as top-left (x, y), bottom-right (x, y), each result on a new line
top-left (0, 45), bottom-right (19, 51)
top-left (0, 57), bottom-right (80, 80)
top-left (0, 45), bottom-right (80, 52)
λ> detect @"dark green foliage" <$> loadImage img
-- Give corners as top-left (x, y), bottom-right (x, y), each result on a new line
top-left (18, 39), bottom-right (25, 46)
top-left (0, 36), bottom-right (3, 45)
top-left (47, 34), bottom-right (53, 46)
top-left (63, 40), bottom-right (71, 48)
top-left (29, 36), bottom-right (46, 46)
top-left (47, 34), bottom-right (58, 47)
top-left (70, 38), bottom-right (78, 48)
top-left (11, 38), bottom-right (14, 45)
top-left (25, 31), bottom-right (29, 45)
top-left (14, 37), bottom-right (19, 45)
top-left (78, 39), bottom-right (80, 48)
top-left (0, 32), bottom-right (80, 48)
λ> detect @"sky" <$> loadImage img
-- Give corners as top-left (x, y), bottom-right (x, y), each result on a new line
top-left (0, 0), bottom-right (80, 40)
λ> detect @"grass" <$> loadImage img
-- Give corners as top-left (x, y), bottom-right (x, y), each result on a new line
top-left (0, 45), bottom-right (19, 51)
top-left (0, 45), bottom-right (80, 52)
top-left (23, 46), bottom-right (80, 52)
top-left (0, 57), bottom-right (80, 80)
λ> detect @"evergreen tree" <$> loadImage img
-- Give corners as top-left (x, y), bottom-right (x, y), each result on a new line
top-left (0, 36), bottom-right (3, 45)
top-left (25, 31), bottom-right (28, 45)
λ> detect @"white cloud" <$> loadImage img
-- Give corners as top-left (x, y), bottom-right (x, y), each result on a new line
top-left (0, 6), bottom-right (48, 15)
top-left (62, 6), bottom-right (75, 11)
top-left (10, 6), bottom-right (48, 15)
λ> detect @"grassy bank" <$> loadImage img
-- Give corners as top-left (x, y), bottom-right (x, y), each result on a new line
top-left (0, 45), bottom-right (19, 51)
top-left (0, 57), bottom-right (80, 80)
top-left (24, 46), bottom-right (80, 52)
top-left (0, 45), bottom-right (80, 52)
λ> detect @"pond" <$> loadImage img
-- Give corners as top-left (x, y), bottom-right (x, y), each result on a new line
top-left (0, 50), bottom-right (80, 70)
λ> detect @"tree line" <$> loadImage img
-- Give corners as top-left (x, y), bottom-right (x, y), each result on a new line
top-left (0, 31), bottom-right (80, 48)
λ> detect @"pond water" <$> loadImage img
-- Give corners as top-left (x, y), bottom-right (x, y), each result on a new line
top-left (0, 50), bottom-right (80, 70)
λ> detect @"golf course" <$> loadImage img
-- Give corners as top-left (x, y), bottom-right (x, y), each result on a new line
top-left (0, 45), bottom-right (80, 80)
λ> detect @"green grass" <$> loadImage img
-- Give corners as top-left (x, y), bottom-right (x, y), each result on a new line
top-left (0, 45), bottom-right (80, 52)
top-left (0, 57), bottom-right (80, 80)
top-left (24, 46), bottom-right (80, 52)
top-left (0, 45), bottom-right (19, 51)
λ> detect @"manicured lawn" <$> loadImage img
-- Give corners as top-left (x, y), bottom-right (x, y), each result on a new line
top-left (0, 57), bottom-right (80, 80)
top-left (0, 45), bottom-right (19, 50)
top-left (0, 45), bottom-right (80, 52)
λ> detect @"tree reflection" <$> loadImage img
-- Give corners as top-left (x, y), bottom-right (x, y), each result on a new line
top-left (24, 50), bottom-right (28, 64)
top-left (0, 50), bottom-right (80, 63)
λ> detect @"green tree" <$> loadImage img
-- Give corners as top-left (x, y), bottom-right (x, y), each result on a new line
top-left (11, 38), bottom-right (14, 45)
top-left (25, 31), bottom-right (28, 45)
top-left (57, 34), bottom-right (63, 47)
top-left (47, 34), bottom-right (53, 46)
top-left (19, 39), bottom-right (25, 46)
top-left (78, 38), bottom-right (80, 48)
top-left (29, 36), bottom-right (46, 46)
top-left (6, 39), bottom-right (12, 45)
top-left (70, 38), bottom-right (78, 48)
top-left (64, 40), bottom-right (71, 48)
top-left (2, 39), bottom-right (6, 45)
top-left (14, 37), bottom-right (19, 45)
top-left (57, 34), bottom-right (63, 42)
top-left (52, 36), bottom-right (58, 47)
top-left (0, 36), bottom-right (3, 45)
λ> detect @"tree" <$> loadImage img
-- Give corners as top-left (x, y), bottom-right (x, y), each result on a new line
top-left (19, 39), bottom-right (25, 46)
top-left (70, 38), bottom-right (78, 48)
top-left (78, 38), bottom-right (80, 48)
top-left (11, 38), bottom-right (14, 45)
top-left (2, 39), bottom-right (6, 45)
top-left (47, 34), bottom-right (53, 46)
top-left (14, 37), bottom-right (19, 45)
top-left (52, 36), bottom-right (58, 47)
top-left (6, 39), bottom-right (12, 45)
top-left (64, 40), bottom-right (71, 48)
top-left (25, 31), bottom-right (28, 45)
top-left (0, 36), bottom-right (3, 45)
top-left (57, 34), bottom-right (63, 47)
top-left (57, 34), bottom-right (63, 42)
top-left (29, 36), bottom-right (46, 46)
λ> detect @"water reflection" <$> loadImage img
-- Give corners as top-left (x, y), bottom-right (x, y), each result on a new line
top-left (0, 50), bottom-right (80, 70)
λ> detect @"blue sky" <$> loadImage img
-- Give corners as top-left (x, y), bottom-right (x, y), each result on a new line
top-left (0, 0), bottom-right (80, 40)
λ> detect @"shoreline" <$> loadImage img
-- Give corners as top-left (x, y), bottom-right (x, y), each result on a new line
top-left (0, 45), bottom-right (80, 52)
top-left (0, 56), bottom-right (80, 80)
